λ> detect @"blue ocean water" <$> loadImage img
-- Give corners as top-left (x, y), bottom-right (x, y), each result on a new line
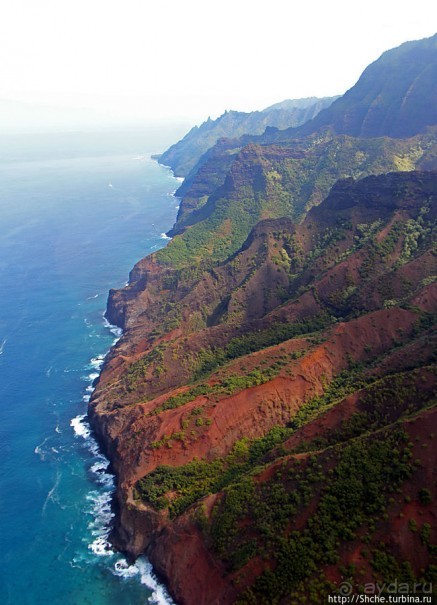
top-left (0, 131), bottom-right (181, 604)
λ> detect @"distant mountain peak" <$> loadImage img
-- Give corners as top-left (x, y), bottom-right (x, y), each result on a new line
top-left (158, 96), bottom-right (337, 176)
top-left (292, 33), bottom-right (437, 139)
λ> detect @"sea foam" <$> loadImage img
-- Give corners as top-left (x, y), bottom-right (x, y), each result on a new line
top-left (71, 319), bottom-right (172, 600)
top-left (86, 490), bottom-right (114, 556)
top-left (137, 558), bottom-right (175, 605)
top-left (103, 316), bottom-right (123, 342)
top-left (71, 414), bottom-right (91, 439)
top-left (112, 557), bottom-right (175, 604)
top-left (89, 354), bottom-right (105, 370)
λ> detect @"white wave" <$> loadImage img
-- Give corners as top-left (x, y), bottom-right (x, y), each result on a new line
top-left (108, 183), bottom-right (114, 189)
top-left (160, 233), bottom-right (171, 240)
top-left (0, 338), bottom-right (7, 355)
top-left (111, 557), bottom-right (175, 604)
top-left (90, 354), bottom-right (106, 370)
top-left (83, 383), bottom-right (95, 401)
top-left (113, 559), bottom-right (139, 578)
top-left (69, 558), bottom-right (83, 570)
top-left (55, 423), bottom-right (61, 434)
top-left (82, 372), bottom-right (99, 383)
top-left (175, 205), bottom-right (180, 210)
top-left (46, 366), bottom-right (53, 377)
top-left (86, 490), bottom-right (115, 556)
top-left (87, 439), bottom-right (101, 458)
top-left (87, 293), bottom-right (99, 300)
top-left (71, 412), bottom-right (103, 456)
top-left (103, 316), bottom-right (123, 341)
top-left (71, 415), bottom-right (91, 439)
top-left (90, 458), bottom-right (109, 474)
top-left (72, 314), bottom-right (173, 599)
top-left (175, 176), bottom-right (184, 182)
top-left (86, 490), bottom-right (113, 524)
top-left (71, 410), bottom-right (174, 602)
top-left (137, 558), bottom-right (175, 604)
top-left (90, 458), bottom-right (113, 488)
top-left (89, 536), bottom-right (114, 556)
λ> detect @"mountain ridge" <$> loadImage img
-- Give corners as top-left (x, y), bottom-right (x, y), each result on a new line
top-left (90, 170), bottom-right (436, 604)
top-left (166, 34), bottom-right (437, 239)
top-left (254, 33), bottom-right (437, 142)
top-left (158, 96), bottom-right (338, 177)
top-left (88, 34), bottom-right (437, 605)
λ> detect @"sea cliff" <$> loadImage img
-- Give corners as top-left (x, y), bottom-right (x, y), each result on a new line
top-left (89, 170), bottom-right (437, 604)
top-left (89, 35), bottom-right (437, 605)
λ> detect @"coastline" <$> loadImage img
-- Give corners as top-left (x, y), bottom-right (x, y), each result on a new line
top-left (87, 158), bottom-right (182, 602)
top-left (86, 156), bottom-right (230, 605)
top-left (0, 138), bottom-right (191, 604)
top-left (86, 148), bottom-right (437, 603)
top-left (78, 316), bottom-right (176, 605)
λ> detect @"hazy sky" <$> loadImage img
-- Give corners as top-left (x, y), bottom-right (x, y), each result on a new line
top-left (0, 0), bottom-right (436, 125)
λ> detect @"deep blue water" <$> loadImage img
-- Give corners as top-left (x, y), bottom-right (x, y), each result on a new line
top-left (0, 131), bottom-right (181, 604)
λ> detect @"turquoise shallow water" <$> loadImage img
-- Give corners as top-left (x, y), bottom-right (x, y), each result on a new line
top-left (0, 132), bottom-right (180, 604)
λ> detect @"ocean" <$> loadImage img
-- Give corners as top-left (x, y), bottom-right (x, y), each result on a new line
top-left (0, 129), bottom-right (183, 604)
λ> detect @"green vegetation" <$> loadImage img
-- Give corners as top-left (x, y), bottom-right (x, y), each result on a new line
top-left (117, 43), bottom-right (437, 603)
top-left (158, 99), bottom-right (336, 178)
top-left (213, 430), bottom-right (414, 604)
top-left (419, 488), bottom-right (432, 505)
top-left (137, 365), bottom-right (435, 601)
top-left (358, 205), bottom-right (435, 280)
top-left (157, 176), bottom-right (294, 267)
top-left (136, 427), bottom-right (292, 518)
top-left (151, 384), bottom-right (213, 414)
top-left (193, 316), bottom-right (327, 380)
top-left (158, 131), bottom-right (437, 269)
top-left (124, 345), bottom-right (166, 390)
top-left (151, 362), bottom-right (288, 416)
top-left (288, 367), bottom-right (367, 431)
top-left (291, 367), bottom-right (436, 452)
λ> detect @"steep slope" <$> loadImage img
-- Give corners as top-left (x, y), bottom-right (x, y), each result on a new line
top-left (164, 130), bottom-right (437, 258)
top-left (268, 33), bottom-right (437, 141)
top-left (158, 97), bottom-right (337, 177)
top-left (89, 171), bottom-right (436, 605)
top-left (167, 34), bottom-right (437, 239)
top-left (94, 170), bottom-right (437, 404)
top-left (89, 34), bottom-right (437, 605)
top-left (169, 33), bottom-right (437, 230)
